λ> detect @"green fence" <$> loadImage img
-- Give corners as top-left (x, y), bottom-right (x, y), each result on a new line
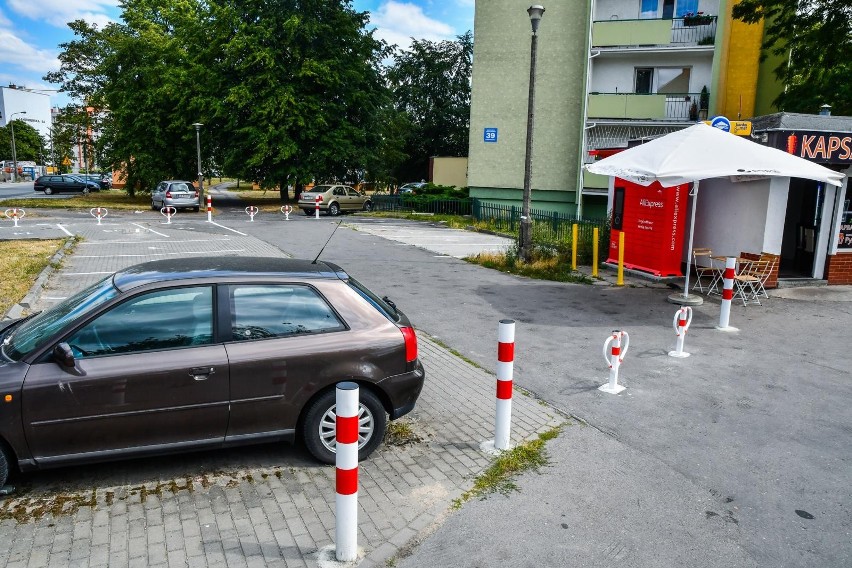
top-left (371, 195), bottom-right (472, 215)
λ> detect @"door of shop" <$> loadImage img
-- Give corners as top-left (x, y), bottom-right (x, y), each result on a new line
top-left (780, 179), bottom-right (824, 278)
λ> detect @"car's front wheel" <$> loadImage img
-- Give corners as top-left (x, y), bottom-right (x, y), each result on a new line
top-left (0, 444), bottom-right (10, 488)
top-left (302, 388), bottom-right (386, 464)
top-left (363, 201), bottom-right (373, 212)
top-left (44, 187), bottom-right (53, 195)
top-left (328, 202), bottom-right (340, 216)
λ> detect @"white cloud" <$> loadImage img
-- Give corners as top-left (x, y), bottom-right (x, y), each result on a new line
top-left (369, 1), bottom-right (456, 50)
top-left (0, 29), bottom-right (61, 74)
top-left (7, 0), bottom-right (118, 29)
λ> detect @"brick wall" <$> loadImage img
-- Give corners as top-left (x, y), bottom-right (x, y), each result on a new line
top-left (740, 251), bottom-right (780, 288)
top-left (825, 253), bottom-right (852, 285)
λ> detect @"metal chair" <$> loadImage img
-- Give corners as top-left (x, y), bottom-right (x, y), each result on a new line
top-left (691, 248), bottom-right (716, 293)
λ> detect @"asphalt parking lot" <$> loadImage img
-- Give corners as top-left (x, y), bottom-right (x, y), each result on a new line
top-left (1, 204), bottom-right (851, 567)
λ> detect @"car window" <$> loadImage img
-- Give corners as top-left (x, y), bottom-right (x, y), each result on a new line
top-left (65, 286), bottom-right (214, 358)
top-left (333, 187), bottom-right (346, 196)
top-left (172, 183), bottom-right (191, 192)
top-left (347, 188), bottom-right (360, 197)
top-left (346, 278), bottom-right (401, 323)
top-left (229, 285), bottom-right (344, 341)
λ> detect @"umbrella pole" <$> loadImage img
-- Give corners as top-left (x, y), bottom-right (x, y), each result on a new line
top-left (683, 181), bottom-right (699, 298)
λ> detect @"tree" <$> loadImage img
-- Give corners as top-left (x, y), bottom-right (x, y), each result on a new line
top-left (731, 0), bottom-right (851, 115)
top-left (386, 31), bottom-right (473, 183)
top-left (0, 120), bottom-right (45, 162)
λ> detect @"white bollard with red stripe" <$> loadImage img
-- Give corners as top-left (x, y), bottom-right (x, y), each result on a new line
top-left (599, 330), bottom-right (628, 394)
top-left (160, 206), bottom-right (176, 224)
top-left (315, 194), bottom-right (322, 219)
top-left (206, 194), bottom-right (213, 222)
top-left (335, 382), bottom-right (359, 562)
top-left (715, 257), bottom-right (738, 332)
top-left (4, 208), bottom-right (24, 228)
top-left (494, 319), bottom-right (515, 451)
top-left (90, 207), bottom-right (108, 225)
top-left (668, 306), bottom-right (692, 358)
top-left (245, 205), bottom-right (258, 222)
top-left (280, 204), bottom-right (292, 220)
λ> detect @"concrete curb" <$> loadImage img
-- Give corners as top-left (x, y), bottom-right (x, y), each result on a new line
top-left (3, 237), bottom-right (76, 321)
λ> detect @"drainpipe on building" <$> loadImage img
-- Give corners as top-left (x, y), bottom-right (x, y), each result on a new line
top-left (577, 0), bottom-right (599, 220)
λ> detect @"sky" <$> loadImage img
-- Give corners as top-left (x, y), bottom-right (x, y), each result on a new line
top-left (0, 0), bottom-right (474, 108)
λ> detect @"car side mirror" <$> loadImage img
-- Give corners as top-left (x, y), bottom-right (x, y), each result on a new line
top-left (54, 342), bottom-right (76, 368)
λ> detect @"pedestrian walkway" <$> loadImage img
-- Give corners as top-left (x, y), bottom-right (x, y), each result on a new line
top-left (0, 210), bottom-right (565, 568)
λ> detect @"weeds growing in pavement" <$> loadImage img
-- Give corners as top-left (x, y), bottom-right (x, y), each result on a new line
top-left (452, 425), bottom-right (563, 509)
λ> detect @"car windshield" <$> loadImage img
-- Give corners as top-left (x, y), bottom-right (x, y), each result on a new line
top-left (3, 276), bottom-right (119, 361)
top-left (172, 183), bottom-right (191, 191)
top-left (307, 186), bottom-right (332, 193)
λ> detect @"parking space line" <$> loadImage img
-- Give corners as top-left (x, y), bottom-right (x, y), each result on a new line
top-left (75, 248), bottom-right (246, 258)
top-left (56, 224), bottom-right (73, 236)
top-left (208, 221), bottom-right (248, 236)
top-left (132, 222), bottom-right (169, 237)
top-left (78, 238), bottom-right (230, 245)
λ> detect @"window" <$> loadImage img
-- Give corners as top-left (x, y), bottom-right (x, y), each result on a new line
top-left (675, 0), bottom-right (698, 17)
top-left (347, 188), bottom-right (361, 197)
top-left (66, 286), bottom-right (214, 358)
top-left (657, 68), bottom-right (691, 93)
top-left (635, 68), bottom-right (653, 94)
top-left (229, 285), bottom-right (344, 341)
top-left (639, 0), bottom-right (658, 18)
top-left (333, 187), bottom-right (346, 196)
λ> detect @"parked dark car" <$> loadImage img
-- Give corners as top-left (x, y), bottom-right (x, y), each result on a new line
top-left (33, 175), bottom-right (98, 195)
top-left (80, 174), bottom-right (111, 190)
top-left (0, 257), bottom-right (424, 487)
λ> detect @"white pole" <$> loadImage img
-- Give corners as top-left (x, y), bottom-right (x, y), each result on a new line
top-left (335, 382), bottom-right (359, 562)
top-left (716, 257), bottom-right (738, 331)
top-left (683, 181), bottom-right (699, 298)
top-left (495, 319), bottom-right (515, 450)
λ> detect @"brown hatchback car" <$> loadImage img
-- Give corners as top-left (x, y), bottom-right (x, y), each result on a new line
top-left (0, 257), bottom-right (425, 487)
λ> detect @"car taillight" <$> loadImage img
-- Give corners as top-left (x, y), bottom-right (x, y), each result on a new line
top-left (400, 326), bottom-right (417, 363)
top-left (165, 191), bottom-right (172, 198)
top-left (194, 189), bottom-right (199, 198)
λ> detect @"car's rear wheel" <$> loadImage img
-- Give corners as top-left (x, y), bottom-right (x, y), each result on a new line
top-left (363, 201), bottom-right (373, 212)
top-left (151, 201), bottom-right (157, 211)
top-left (328, 202), bottom-right (340, 216)
top-left (302, 388), bottom-right (386, 464)
top-left (0, 444), bottom-right (10, 488)
top-left (82, 188), bottom-right (90, 195)
top-left (44, 187), bottom-right (53, 195)
top-left (193, 206), bottom-right (200, 212)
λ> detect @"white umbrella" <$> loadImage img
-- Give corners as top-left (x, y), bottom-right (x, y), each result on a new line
top-left (585, 122), bottom-right (845, 301)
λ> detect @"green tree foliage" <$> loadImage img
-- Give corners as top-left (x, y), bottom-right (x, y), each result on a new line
top-left (46, 0), bottom-right (391, 196)
top-left (386, 31), bottom-right (473, 183)
top-left (0, 120), bottom-right (45, 162)
top-left (731, 0), bottom-right (851, 115)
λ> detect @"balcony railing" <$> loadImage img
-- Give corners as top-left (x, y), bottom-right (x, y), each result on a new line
top-left (587, 92), bottom-right (706, 121)
top-left (592, 16), bottom-right (717, 47)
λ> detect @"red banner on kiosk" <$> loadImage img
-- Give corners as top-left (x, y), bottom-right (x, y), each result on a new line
top-left (607, 179), bottom-right (688, 277)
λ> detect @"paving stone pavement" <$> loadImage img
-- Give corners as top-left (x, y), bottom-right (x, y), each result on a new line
top-left (0, 210), bottom-right (566, 567)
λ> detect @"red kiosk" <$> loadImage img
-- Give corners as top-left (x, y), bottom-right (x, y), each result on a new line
top-left (607, 178), bottom-right (689, 277)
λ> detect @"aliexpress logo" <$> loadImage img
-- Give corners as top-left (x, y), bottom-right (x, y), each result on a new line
top-left (640, 198), bottom-right (664, 208)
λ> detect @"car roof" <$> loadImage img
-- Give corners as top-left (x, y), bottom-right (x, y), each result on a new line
top-left (112, 257), bottom-right (349, 292)
top-left (161, 180), bottom-right (192, 184)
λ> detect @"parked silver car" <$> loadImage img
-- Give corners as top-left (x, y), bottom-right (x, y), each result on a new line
top-left (298, 185), bottom-right (372, 216)
top-left (151, 180), bottom-right (200, 212)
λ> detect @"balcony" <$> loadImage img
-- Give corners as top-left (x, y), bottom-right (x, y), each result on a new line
top-left (587, 93), bottom-right (705, 121)
top-left (592, 17), bottom-right (717, 48)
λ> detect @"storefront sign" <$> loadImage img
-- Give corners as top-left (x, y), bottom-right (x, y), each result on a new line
top-left (768, 131), bottom-right (852, 164)
top-left (839, 217), bottom-right (852, 249)
top-left (607, 179), bottom-right (688, 277)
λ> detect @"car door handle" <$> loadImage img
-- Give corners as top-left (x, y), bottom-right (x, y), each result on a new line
top-left (189, 367), bottom-right (215, 380)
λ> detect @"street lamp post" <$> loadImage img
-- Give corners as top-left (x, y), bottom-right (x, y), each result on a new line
top-left (8, 111), bottom-right (28, 183)
top-left (192, 123), bottom-right (204, 206)
top-left (519, 5), bottom-right (544, 263)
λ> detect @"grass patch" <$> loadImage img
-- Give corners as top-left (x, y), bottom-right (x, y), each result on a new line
top-left (0, 239), bottom-right (67, 315)
top-left (452, 426), bottom-right (562, 509)
top-left (466, 249), bottom-right (593, 284)
top-left (384, 420), bottom-right (423, 446)
top-left (3, 191), bottom-right (151, 211)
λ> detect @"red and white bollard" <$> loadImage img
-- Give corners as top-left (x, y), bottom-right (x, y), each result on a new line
top-left (90, 207), bottom-right (108, 225)
top-left (668, 306), bottom-right (692, 358)
top-left (715, 257), bottom-right (738, 332)
top-left (160, 206), bottom-right (176, 224)
top-left (494, 319), bottom-right (515, 451)
top-left (335, 382), bottom-right (359, 562)
top-left (4, 208), bottom-right (25, 228)
top-left (206, 194), bottom-right (213, 222)
top-left (245, 205), bottom-right (258, 222)
top-left (315, 194), bottom-right (322, 219)
top-left (599, 330), bottom-right (629, 394)
top-left (280, 204), bottom-right (292, 220)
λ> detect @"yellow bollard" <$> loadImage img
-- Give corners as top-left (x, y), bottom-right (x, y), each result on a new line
top-left (571, 224), bottom-right (578, 270)
top-left (617, 232), bottom-right (625, 286)
top-left (592, 227), bottom-right (599, 278)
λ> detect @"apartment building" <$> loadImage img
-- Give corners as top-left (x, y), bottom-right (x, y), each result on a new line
top-left (467, 0), bottom-right (781, 219)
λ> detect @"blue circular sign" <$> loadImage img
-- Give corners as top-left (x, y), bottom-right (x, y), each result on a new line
top-left (710, 116), bottom-right (731, 132)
